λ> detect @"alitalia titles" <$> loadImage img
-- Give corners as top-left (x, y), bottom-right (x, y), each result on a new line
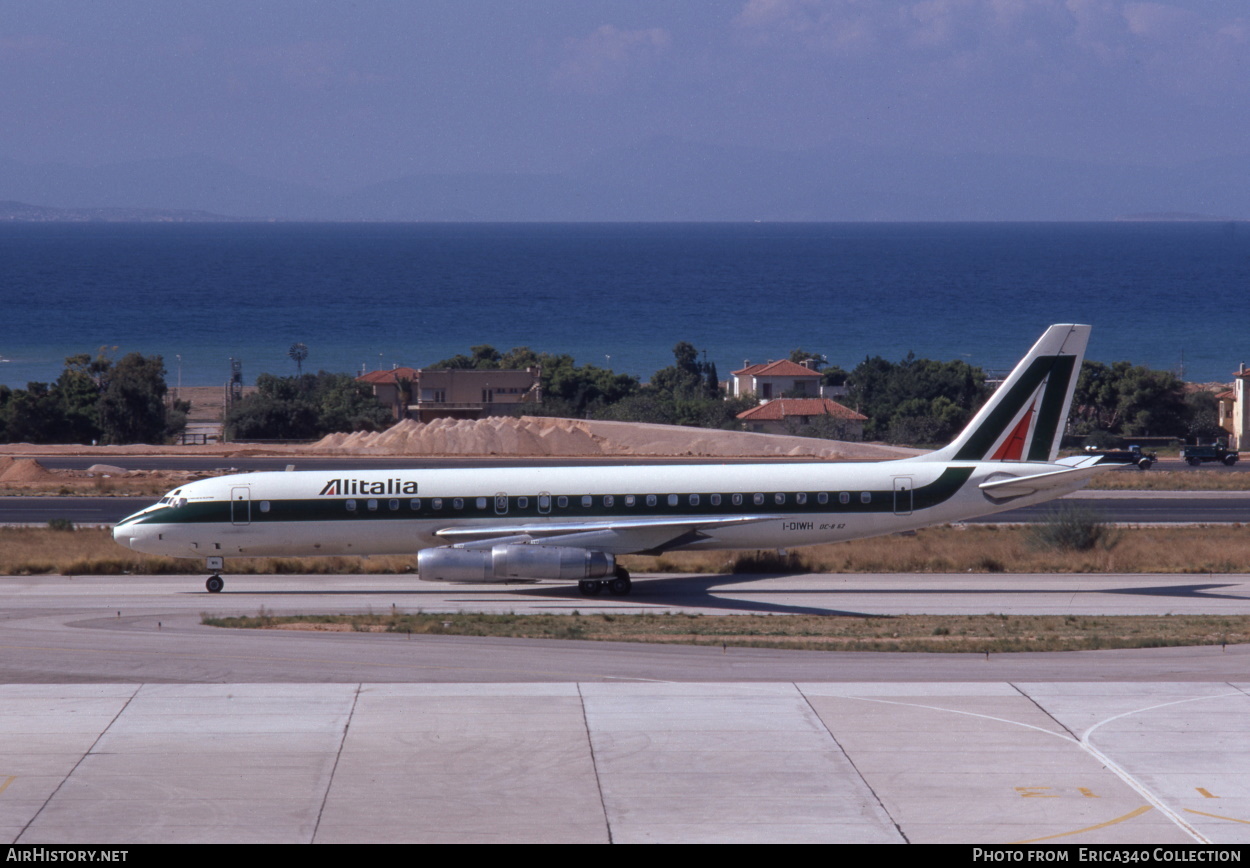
top-left (319, 478), bottom-right (418, 496)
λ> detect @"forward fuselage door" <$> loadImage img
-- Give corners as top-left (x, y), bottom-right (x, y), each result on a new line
top-left (231, 486), bottom-right (251, 526)
top-left (892, 476), bottom-right (913, 516)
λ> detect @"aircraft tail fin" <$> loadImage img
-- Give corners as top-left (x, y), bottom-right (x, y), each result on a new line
top-left (922, 324), bottom-right (1089, 464)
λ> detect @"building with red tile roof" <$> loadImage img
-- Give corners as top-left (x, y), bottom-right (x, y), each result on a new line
top-left (736, 397), bottom-right (866, 439)
top-left (731, 358), bottom-right (822, 400)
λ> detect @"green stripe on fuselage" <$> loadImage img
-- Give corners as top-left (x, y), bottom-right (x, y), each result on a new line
top-left (127, 467), bottom-right (976, 526)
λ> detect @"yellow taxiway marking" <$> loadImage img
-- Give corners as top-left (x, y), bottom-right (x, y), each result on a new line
top-left (1185, 809), bottom-right (1250, 826)
top-left (0, 775), bottom-right (15, 795)
top-left (1010, 805), bottom-right (1153, 844)
top-left (1196, 788), bottom-right (1218, 799)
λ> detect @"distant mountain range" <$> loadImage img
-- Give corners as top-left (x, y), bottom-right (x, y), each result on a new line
top-left (1, 141), bottom-right (1246, 222)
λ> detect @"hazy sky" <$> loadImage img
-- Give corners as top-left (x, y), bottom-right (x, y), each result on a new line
top-left (4, 1), bottom-right (1247, 189)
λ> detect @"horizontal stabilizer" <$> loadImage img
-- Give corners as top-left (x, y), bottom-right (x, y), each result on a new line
top-left (977, 463), bottom-right (1109, 500)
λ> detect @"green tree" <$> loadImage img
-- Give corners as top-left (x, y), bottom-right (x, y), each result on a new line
top-left (788, 348), bottom-right (826, 370)
top-left (430, 345), bottom-right (640, 418)
top-left (0, 351), bottom-right (179, 445)
top-left (1071, 361), bottom-right (1190, 439)
top-left (225, 371), bottom-right (390, 440)
top-left (0, 383), bottom-right (64, 444)
top-left (97, 353), bottom-right (171, 445)
top-left (846, 353), bottom-right (989, 444)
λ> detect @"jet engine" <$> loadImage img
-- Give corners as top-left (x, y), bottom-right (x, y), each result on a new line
top-left (417, 544), bottom-right (616, 583)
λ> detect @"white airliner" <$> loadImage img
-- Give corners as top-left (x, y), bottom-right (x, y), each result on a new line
top-left (115, 324), bottom-right (1103, 596)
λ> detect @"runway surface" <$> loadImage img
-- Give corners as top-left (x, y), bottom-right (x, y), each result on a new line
top-left (3, 572), bottom-right (1249, 844)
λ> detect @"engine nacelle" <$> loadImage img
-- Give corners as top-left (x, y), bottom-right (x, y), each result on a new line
top-left (418, 544), bottom-right (616, 583)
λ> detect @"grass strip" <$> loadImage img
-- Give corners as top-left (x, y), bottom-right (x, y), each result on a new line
top-left (201, 611), bottom-right (1250, 653)
top-left (9, 522), bottom-right (1250, 576)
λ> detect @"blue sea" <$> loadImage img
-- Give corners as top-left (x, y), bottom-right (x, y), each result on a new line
top-left (1, 222), bottom-right (1247, 389)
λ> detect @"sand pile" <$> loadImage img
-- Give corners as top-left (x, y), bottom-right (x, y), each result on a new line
top-left (0, 457), bottom-right (55, 483)
top-left (310, 416), bottom-right (918, 460)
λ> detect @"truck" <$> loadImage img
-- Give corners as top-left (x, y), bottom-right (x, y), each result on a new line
top-left (1084, 444), bottom-right (1158, 470)
top-left (1180, 439), bottom-right (1240, 467)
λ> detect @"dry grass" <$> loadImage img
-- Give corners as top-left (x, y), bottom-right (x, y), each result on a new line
top-left (623, 523), bottom-right (1250, 575)
top-left (1085, 469), bottom-right (1250, 491)
top-left (0, 526), bottom-right (415, 576)
top-left (201, 610), bottom-right (1250, 653)
top-left (5, 522), bottom-right (1250, 577)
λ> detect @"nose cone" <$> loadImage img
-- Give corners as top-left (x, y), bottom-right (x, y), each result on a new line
top-left (113, 509), bottom-right (158, 552)
top-left (112, 522), bottom-right (135, 550)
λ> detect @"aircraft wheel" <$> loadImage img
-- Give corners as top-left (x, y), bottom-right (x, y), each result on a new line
top-left (579, 580), bottom-right (603, 596)
top-left (608, 567), bottom-right (632, 596)
top-left (206, 575), bottom-right (224, 593)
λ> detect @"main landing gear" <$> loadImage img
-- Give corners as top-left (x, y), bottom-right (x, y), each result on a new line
top-left (579, 566), bottom-right (632, 597)
top-left (205, 557), bottom-right (225, 593)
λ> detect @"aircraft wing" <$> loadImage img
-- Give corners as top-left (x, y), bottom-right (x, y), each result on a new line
top-left (434, 515), bottom-right (779, 555)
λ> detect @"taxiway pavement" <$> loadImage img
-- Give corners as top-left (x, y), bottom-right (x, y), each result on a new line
top-left (2, 573), bottom-right (1249, 844)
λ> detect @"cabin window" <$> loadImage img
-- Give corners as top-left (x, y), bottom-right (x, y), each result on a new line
top-left (732, 493), bottom-right (742, 506)
top-left (625, 495), bottom-right (636, 507)
top-left (518, 497), bottom-right (529, 509)
top-left (646, 494), bottom-right (657, 507)
top-left (410, 498), bottom-right (422, 510)
top-left (259, 501), bottom-right (271, 513)
top-left (557, 496), bottom-right (568, 508)
top-left (817, 493), bottom-right (828, 505)
top-left (753, 493), bottom-right (764, 506)
top-left (581, 495), bottom-right (592, 508)
top-left (689, 494), bottom-right (700, 506)
top-left (667, 494), bottom-right (678, 507)
top-left (796, 493), bottom-right (807, 505)
top-left (476, 497), bottom-right (487, 510)
top-left (389, 499), bottom-right (399, 511)
top-left (774, 493), bottom-right (786, 505)
top-left (346, 499), bottom-right (357, 512)
top-left (839, 492), bottom-right (850, 505)
top-left (367, 499), bottom-right (378, 511)
top-left (432, 498), bottom-right (443, 510)
top-left (603, 495), bottom-right (614, 507)
top-left (710, 494), bottom-right (721, 506)
top-left (453, 498), bottom-right (464, 510)
top-left (860, 492), bottom-right (871, 504)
